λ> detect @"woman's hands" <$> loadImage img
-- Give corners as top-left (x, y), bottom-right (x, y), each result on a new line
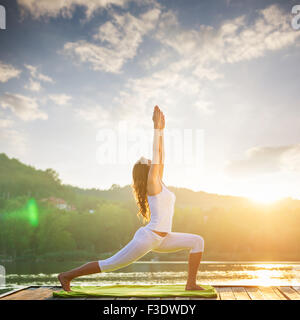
top-left (152, 105), bottom-right (165, 129)
top-left (148, 105), bottom-right (165, 194)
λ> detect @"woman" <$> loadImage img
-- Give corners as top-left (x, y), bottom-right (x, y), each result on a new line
top-left (58, 106), bottom-right (204, 291)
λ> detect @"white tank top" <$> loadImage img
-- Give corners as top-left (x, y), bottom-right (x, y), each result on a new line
top-left (146, 181), bottom-right (176, 232)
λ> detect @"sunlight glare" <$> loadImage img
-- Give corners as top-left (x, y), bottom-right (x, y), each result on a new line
top-left (246, 190), bottom-right (284, 204)
top-left (247, 264), bottom-right (282, 286)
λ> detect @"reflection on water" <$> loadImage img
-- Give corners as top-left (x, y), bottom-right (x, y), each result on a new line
top-left (1, 261), bottom-right (300, 292)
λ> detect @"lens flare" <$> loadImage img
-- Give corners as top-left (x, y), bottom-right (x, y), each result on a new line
top-left (2, 198), bottom-right (40, 227)
top-left (26, 198), bottom-right (39, 227)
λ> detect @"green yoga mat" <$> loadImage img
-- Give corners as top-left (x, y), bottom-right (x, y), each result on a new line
top-left (53, 284), bottom-right (217, 298)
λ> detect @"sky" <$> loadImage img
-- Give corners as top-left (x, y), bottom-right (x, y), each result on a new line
top-left (0, 0), bottom-right (300, 202)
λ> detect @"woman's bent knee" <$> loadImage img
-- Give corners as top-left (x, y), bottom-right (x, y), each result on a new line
top-left (191, 235), bottom-right (204, 253)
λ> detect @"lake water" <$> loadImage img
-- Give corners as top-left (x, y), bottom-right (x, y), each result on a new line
top-left (1, 261), bottom-right (300, 294)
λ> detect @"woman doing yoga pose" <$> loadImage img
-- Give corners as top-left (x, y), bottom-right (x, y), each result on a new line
top-left (58, 106), bottom-right (205, 291)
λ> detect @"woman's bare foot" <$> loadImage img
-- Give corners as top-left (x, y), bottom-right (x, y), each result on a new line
top-left (185, 284), bottom-right (205, 291)
top-left (58, 272), bottom-right (71, 292)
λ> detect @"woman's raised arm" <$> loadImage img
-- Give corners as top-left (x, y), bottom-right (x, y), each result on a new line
top-left (159, 113), bottom-right (165, 179)
top-left (147, 106), bottom-right (165, 194)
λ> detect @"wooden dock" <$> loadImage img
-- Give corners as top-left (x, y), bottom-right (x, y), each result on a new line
top-left (1, 285), bottom-right (300, 300)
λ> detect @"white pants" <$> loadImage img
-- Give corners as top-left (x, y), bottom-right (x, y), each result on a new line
top-left (98, 226), bottom-right (204, 272)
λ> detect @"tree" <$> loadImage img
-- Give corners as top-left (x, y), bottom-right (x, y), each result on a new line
top-left (45, 168), bottom-right (61, 184)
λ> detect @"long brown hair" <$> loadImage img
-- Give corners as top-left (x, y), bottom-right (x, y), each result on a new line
top-left (131, 162), bottom-right (150, 223)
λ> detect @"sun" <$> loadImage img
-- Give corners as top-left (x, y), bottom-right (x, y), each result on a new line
top-left (247, 192), bottom-right (283, 204)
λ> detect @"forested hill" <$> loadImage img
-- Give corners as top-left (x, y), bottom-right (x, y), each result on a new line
top-left (1, 152), bottom-right (232, 208)
top-left (0, 153), bottom-right (65, 199)
top-left (1, 152), bottom-right (300, 261)
top-left (1, 152), bottom-right (300, 212)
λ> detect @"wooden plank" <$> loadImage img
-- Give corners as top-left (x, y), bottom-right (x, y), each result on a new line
top-left (213, 288), bottom-right (221, 300)
top-left (46, 287), bottom-right (61, 300)
top-left (3, 288), bottom-right (37, 300)
top-left (277, 287), bottom-right (300, 300)
top-left (174, 296), bottom-right (190, 300)
top-left (293, 286), bottom-right (300, 295)
top-left (31, 287), bottom-right (78, 300)
top-left (217, 287), bottom-right (236, 300)
top-left (0, 288), bottom-right (38, 300)
top-left (30, 288), bottom-right (54, 300)
top-left (0, 286), bottom-right (30, 299)
top-left (231, 287), bottom-right (250, 300)
top-left (4, 285), bottom-right (297, 301)
top-left (259, 286), bottom-right (281, 300)
top-left (272, 287), bottom-right (286, 300)
top-left (246, 287), bottom-right (264, 300)
top-left (1, 287), bottom-right (60, 301)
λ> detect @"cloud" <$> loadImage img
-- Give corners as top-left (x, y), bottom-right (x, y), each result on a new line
top-left (226, 144), bottom-right (300, 177)
top-left (280, 145), bottom-right (300, 172)
top-left (24, 64), bottom-right (54, 92)
top-left (76, 105), bottom-right (113, 127)
top-left (112, 66), bottom-right (214, 126)
top-left (25, 78), bottom-right (42, 92)
top-left (0, 128), bottom-right (27, 155)
top-left (49, 94), bottom-right (72, 106)
top-left (0, 62), bottom-right (22, 83)
top-left (0, 113), bottom-right (26, 155)
top-left (25, 64), bottom-right (54, 83)
top-left (63, 8), bottom-right (160, 73)
top-left (192, 65), bottom-right (224, 81)
top-left (0, 117), bottom-right (14, 129)
top-left (111, 4), bottom-right (300, 119)
top-left (61, 4), bottom-right (300, 122)
top-left (194, 100), bottom-right (215, 115)
top-left (142, 48), bottom-right (172, 70)
top-left (17, 0), bottom-right (132, 20)
top-left (0, 93), bottom-right (48, 121)
top-left (154, 5), bottom-right (300, 79)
